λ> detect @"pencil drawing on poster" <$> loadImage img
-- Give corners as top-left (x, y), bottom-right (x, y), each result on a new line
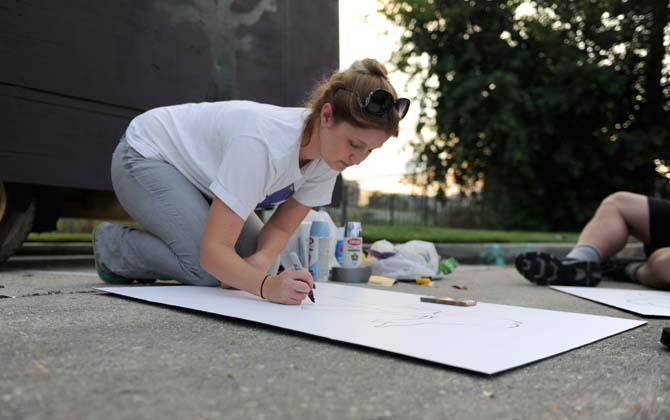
top-left (301, 295), bottom-right (523, 329)
top-left (625, 292), bottom-right (670, 309)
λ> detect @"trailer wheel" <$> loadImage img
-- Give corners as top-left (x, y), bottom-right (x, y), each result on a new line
top-left (0, 182), bottom-right (36, 263)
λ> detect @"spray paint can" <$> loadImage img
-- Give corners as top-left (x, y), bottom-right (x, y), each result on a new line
top-left (308, 221), bottom-right (331, 282)
top-left (342, 221), bottom-right (363, 268)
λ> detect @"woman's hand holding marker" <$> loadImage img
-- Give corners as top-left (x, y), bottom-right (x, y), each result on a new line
top-left (263, 269), bottom-right (314, 305)
top-left (290, 251), bottom-right (315, 303)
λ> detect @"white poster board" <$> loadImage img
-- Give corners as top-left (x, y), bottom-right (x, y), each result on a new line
top-left (98, 283), bottom-right (645, 375)
top-left (551, 286), bottom-right (670, 317)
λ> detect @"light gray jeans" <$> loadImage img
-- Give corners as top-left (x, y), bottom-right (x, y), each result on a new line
top-left (94, 137), bottom-right (276, 286)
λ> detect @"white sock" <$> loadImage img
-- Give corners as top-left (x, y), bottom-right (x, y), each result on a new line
top-left (565, 244), bottom-right (602, 263)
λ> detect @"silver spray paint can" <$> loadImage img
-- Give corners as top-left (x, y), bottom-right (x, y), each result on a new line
top-left (342, 221), bottom-right (363, 268)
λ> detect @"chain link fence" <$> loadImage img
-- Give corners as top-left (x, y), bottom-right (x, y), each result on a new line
top-left (323, 181), bottom-right (486, 228)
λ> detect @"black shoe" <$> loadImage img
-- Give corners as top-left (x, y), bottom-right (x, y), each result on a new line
top-left (601, 257), bottom-right (645, 282)
top-left (515, 252), bottom-right (602, 287)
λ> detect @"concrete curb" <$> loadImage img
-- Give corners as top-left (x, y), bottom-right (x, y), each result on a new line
top-left (17, 242), bottom-right (93, 255)
top-left (19, 241), bottom-right (646, 265)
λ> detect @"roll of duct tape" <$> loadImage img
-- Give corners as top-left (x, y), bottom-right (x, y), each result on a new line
top-left (330, 266), bottom-right (372, 283)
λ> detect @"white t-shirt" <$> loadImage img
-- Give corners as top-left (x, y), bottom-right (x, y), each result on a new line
top-left (125, 100), bottom-right (338, 219)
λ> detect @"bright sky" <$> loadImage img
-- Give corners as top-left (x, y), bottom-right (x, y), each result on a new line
top-left (338, 0), bottom-right (420, 195)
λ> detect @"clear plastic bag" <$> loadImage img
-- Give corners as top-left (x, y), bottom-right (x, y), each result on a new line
top-left (367, 240), bottom-right (439, 279)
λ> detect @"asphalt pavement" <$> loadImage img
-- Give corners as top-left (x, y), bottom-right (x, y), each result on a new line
top-left (1, 244), bottom-right (668, 420)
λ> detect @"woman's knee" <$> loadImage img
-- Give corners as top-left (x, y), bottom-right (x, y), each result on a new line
top-left (182, 267), bottom-right (221, 287)
top-left (173, 255), bottom-right (221, 286)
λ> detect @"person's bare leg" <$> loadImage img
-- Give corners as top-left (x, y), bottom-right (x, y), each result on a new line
top-left (576, 191), bottom-right (650, 260)
top-left (637, 248), bottom-right (670, 290)
top-left (516, 192), bottom-right (650, 287)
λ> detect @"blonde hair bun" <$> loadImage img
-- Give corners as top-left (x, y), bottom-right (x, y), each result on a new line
top-left (349, 58), bottom-right (389, 80)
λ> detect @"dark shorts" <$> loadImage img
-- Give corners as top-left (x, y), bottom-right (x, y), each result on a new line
top-left (645, 196), bottom-right (670, 256)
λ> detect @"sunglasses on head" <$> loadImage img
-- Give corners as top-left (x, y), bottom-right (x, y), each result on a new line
top-left (335, 87), bottom-right (410, 120)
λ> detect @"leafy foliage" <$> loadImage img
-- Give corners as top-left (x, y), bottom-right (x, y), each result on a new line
top-left (380, 0), bottom-right (670, 230)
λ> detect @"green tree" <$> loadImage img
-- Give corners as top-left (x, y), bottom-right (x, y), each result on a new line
top-left (381, 0), bottom-right (670, 230)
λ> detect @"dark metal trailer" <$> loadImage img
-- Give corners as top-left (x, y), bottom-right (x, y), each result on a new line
top-left (0, 0), bottom-right (339, 262)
